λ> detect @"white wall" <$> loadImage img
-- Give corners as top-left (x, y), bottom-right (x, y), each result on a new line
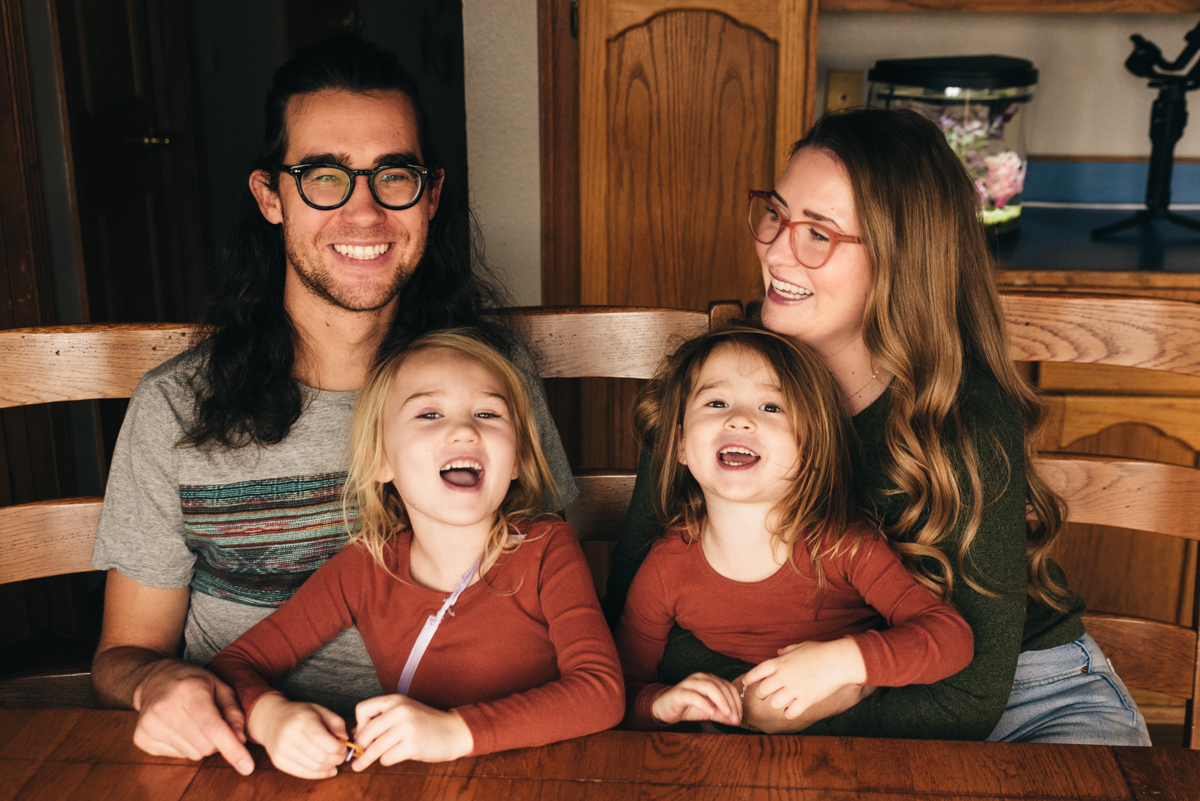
top-left (817, 13), bottom-right (1200, 158)
top-left (462, 0), bottom-right (542, 306)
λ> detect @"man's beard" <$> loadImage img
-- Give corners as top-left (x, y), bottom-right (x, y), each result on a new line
top-left (283, 225), bottom-right (421, 313)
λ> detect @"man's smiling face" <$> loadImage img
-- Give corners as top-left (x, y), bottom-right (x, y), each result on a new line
top-left (253, 89), bottom-right (441, 313)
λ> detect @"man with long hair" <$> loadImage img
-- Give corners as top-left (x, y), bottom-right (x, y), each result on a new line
top-left (89, 35), bottom-right (574, 775)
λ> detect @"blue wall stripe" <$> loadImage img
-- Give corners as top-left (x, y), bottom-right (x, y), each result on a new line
top-left (1023, 161), bottom-right (1200, 205)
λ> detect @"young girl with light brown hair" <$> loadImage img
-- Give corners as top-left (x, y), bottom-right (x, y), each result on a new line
top-left (210, 329), bottom-right (622, 778)
top-left (614, 325), bottom-right (973, 729)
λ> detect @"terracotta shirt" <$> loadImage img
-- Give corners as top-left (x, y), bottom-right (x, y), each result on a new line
top-left (209, 520), bottom-right (623, 755)
top-left (614, 528), bottom-right (974, 729)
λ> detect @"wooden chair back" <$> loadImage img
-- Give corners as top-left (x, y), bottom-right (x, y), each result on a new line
top-left (0, 324), bottom-right (200, 706)
top-left (1002, 292), bottom-right (1200, 749)
top-left (0, 324), bottom-right (202, 585)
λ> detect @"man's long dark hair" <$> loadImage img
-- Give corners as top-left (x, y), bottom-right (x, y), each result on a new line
top-left (185, 34), bottom-right (506, 449)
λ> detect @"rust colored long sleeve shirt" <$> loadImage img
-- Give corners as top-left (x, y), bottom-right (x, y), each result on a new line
top-left (209, 520), bottom-right (623, 755)
top-left (614, 528), bottom-right (974, 729)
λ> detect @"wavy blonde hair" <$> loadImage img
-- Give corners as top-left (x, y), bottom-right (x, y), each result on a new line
top-left (636, 325), bottom-right (868, 601)
top-left (342, 329), bottom-right (559, 585)
top-left (790, 108), bottom-right (1067, 608)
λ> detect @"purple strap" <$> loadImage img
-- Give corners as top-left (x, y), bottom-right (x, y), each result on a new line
top-left (395, 556), bottom-right (481, 696)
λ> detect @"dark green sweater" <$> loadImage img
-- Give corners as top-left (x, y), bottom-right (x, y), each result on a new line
top-left (602, 361), bottom-right (1085, 740)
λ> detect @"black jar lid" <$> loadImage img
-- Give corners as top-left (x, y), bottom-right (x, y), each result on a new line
top-left (867, 56), bottom-right (1038, 89)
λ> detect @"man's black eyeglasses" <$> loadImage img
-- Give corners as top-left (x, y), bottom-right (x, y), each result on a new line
top-left (280, 163), bottom-right (436, 211)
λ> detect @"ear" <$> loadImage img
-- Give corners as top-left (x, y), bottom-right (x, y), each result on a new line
top-left (250, 170), bottom-right (283, 224)
top-left (426, 169), bottom-right (443, 222)
top-left (676, 424), bottom-right (687, 466)
top-left (375, 458), bottom-right (395, 485)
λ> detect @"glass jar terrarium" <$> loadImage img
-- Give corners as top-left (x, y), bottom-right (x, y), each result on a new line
top-left (867, 55), bottom-right (1037, 237)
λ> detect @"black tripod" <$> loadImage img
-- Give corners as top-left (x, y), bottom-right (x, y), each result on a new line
top-left (1091, 20), bottom-right (1200, 240)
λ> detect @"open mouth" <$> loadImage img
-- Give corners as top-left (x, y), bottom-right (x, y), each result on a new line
top-left (441, 459), bottom-right (484, 488)
top-left (770, 277), bottom-right (813, 300)
top-left (332, 243), bottom-right (392, 260)
top-left (718, 446), bottom-right (761, 467)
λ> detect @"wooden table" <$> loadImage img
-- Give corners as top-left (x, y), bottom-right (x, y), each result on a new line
top-left (1, 708), bottom-right (1197, 800)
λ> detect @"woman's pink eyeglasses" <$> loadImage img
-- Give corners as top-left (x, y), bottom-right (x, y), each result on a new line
top-left (747, 190), bottom-right (863, 269)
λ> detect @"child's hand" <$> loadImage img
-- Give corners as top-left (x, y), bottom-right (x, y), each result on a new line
top-left (247, 693), bottom-right (348, 780)
top-left (740, 638), bottom-right (868, 721)
top-left (350, 694), bottom-right (474, 769)
top-left (651, 673), bottom-right (742, 727)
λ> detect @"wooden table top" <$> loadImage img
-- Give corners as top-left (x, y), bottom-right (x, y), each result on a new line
top-left (1, 708), bottom-right (1197, 800)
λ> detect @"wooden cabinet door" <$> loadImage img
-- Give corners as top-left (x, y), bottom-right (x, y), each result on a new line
top-left (577, 0), bottom-right (816, 310)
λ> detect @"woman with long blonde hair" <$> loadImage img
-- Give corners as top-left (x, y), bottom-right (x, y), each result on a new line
top-left (605, 108), bottom-right (1149, 745)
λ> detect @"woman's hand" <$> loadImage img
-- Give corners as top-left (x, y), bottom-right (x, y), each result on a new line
top-left (651, 672), bottom-right (742, 727)
top-left (740, 678), bottom-right (873, 733)
top-left (740, 638), bottom-right (868, 722)
top-left (247, 693), bottom-right (348, 780)
top-left (350, 694), bottom-right (474, 769)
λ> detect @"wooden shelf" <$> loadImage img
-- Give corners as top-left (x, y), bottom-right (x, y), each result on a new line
top-left (821, 0), bottom-right (1200, 12)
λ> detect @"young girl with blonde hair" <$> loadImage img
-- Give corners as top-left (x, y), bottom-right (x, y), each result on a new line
top-left (210, 329), bottom-right (622, 778)
top-left (615, 325), bottom-right (973, 729)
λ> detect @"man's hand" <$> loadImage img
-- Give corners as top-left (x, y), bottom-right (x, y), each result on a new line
top-left (247, 693), bottom-right (347, 780)
top-left (92, 571), bottom-right (253, 775)
top-left (740, 638), bottom-right (868, 722)
top-left (650, 673), bottom-right (742, 727)
top-left (130, 657), bottom-right (255, 775)
top-left (349, 694), bottom-right (474, 769)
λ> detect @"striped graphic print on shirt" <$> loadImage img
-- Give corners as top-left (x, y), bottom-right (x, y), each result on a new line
top-left (181, 472), bottom-right (354, 607)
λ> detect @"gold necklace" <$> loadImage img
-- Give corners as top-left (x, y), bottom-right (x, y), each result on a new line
top-left (845, 363), bottom-right (880, 403)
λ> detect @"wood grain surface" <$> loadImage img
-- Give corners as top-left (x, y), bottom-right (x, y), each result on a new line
top-left (0, 497), bottom-right (102, 583)
top-left (564, 470), bottom-right (638, 543)
top-left (1002, 294), bottom-right (1200, 378)
top-left (502, 306), bottom-right (717, 378)
top-left (601, 10), bottom-right (773, 311)
top-left (0, 324), bottom-right (199, 408)
top-left (5, 708), bottom-right (1195, 800)
top-left (1037, 454), bottom-right (1200, 542)
top-left (822, 0), bottom-right (1200, 10)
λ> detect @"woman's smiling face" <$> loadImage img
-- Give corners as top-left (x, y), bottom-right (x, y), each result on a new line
top-left (758, 147), bottom-right (873, 361)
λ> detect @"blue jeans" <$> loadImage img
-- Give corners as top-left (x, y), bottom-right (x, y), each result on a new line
top-left (987, 633), bottom-right (1151, 745)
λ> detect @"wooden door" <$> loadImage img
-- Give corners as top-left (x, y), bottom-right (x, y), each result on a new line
top-left (55, 0), bottom-right (210, 327)
top-left (578, 0), bottom-right (815, 310)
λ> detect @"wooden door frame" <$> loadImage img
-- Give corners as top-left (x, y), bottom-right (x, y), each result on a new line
top-left (538, 0), bottom-right (581, 308)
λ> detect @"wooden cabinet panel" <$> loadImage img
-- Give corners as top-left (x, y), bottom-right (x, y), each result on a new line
top-left (1039, 363), bottom-right (1200, 396)
top-left (578, 0), bottom-right (815, 308)
top-left (603, 12), bottom-right (774, 309)
top-left (1042, 396), bottom-right (1200, 454)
